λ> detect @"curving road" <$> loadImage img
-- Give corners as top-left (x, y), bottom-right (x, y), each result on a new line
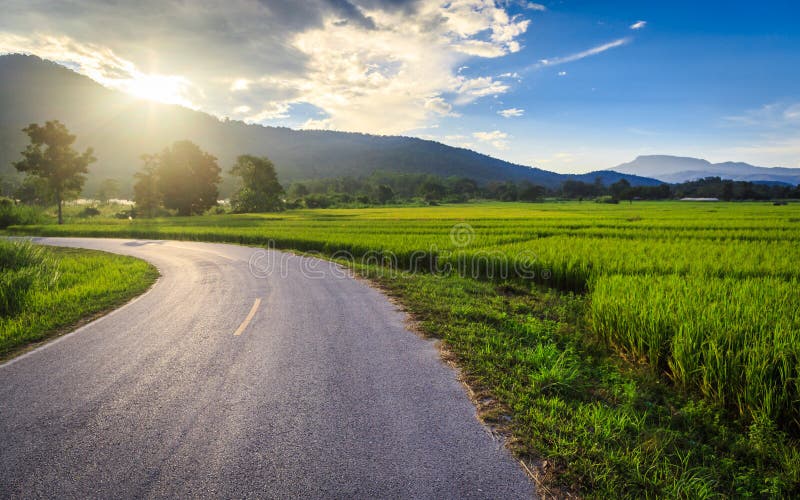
top-left (0, 238), bottom-right (535, 499)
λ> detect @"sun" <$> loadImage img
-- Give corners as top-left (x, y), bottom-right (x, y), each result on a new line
top-left (122, 74), bottom-right (193, 107)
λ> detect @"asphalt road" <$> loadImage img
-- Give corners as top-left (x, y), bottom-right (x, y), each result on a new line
top-left (0, 238), bottom-right (535, 499)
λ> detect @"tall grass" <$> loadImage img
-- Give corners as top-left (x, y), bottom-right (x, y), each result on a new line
top-left (591, 275), bottom-right (800, 428)
top-left (0, 198), bottom-right (43, 229)
top-left (0, 240), bottom-right (57, 316)
top-left (0, 245), bottom-right (157, 357)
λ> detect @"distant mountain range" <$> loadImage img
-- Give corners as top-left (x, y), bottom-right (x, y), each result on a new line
top-left (0, 54), bottom-right (661, 196)
top-left (614, 155), bottom-right (800, 185)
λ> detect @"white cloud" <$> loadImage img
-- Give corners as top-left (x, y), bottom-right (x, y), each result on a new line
top-left (498, 107), bottom-right (524, 117)
top-left (724, 102), bottom-right (800, 128)
top-left (718, 102), bottom-right (800, 167)
top-left (473, 129), bottom-right (510, 149)
top-left (425, 96), bottom-right (461, 117)
top-left (230, 79), bottom-right (250, 91)
top-left (0, 0), bottom-right (531, 134)
top-left (534, 38), bottom-right (630, 68)
top-left (526, 3), bottom-right (547, 11)
top-left (244, 102), bottom-right (293, 122)
top-left (630, 20), bottom-right (647, 30)
top-left (558, 71), bottom-right (567, 76)
top-left (454, 76), bottom-right (511, 105)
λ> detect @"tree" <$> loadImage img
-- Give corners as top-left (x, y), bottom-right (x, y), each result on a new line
top-left (419, 180), bottom-right (446, 202)
top-left (133, 154), bottom-right (161, 218)
top-left (518, 181), bottom-right (546, 202)
top-left (288, 183), bottom-right (309, 199)
top-left (96, 178), bottom-right (120, 203)
top-left (375, 184), bottom-right (394, 204)
top-left (13, 120), bottom-right (95, 224)
top-left (610, 179), bottom-right (632, 201)
top-left (229, 155), bottom-right (284, 213)
top-left (156, 140), bottom-right (221, 216)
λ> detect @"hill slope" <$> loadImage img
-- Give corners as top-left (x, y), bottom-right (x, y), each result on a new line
top-left (615, 155), bottom-right (800, 184)
top-left (0, 54), bottom-right (659, 195)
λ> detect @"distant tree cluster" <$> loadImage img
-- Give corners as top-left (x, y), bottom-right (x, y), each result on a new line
top-left (283, 172), bottom-right (551, 207)
top-left (133, 142), bottom-right (285, 217)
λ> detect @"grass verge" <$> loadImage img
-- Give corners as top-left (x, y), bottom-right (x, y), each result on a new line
top-left (0, 243), bottom-right (158, 361)
top-left (350, 264), bottom-right (799, 498)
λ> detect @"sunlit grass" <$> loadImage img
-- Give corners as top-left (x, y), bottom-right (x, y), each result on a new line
top-left (0, 242), bottom-right (158, 358)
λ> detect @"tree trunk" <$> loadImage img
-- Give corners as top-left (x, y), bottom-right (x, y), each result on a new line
top-left (56, 190), bottom-right (63, 225)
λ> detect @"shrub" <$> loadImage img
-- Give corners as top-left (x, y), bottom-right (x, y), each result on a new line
top-left (78, 206), bottom-right (101, 218)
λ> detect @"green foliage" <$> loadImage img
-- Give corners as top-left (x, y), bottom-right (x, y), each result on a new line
top-left (0, 245), bottom-right (157, 357)
top-left (13, 120), bottom-right (96, 224)
top-left (0, 197), bottom-right (43, 228)
top-left (154, 140), bottom-right (221, 216)
top-left (133, 154), bottom-right (161, 218)
top-left (229, 155), bottom-right (284, 213)
top-left (13, 175), bottom-right (51, 205)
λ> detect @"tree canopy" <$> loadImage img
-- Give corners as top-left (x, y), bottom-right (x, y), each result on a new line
top-left (13, 120), bottom-right (95, 224)
top-left (229, 155), bottom-right (284, 213)
top-left (155, 140), bottom-right (221, 216)
top-left (133, 154), bottom-right (161, 218)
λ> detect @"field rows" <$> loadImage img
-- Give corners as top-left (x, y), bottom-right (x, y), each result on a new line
top-left (9, 201), bottom-right (800, 430)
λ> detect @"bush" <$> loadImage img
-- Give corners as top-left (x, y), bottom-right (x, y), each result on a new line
top-left (78, 206), bottom-right (101, 218)
top-left (0, 197), bottom-right (44, 228)
top-left (595, 195), bottom-right (619, 204)
top-left (304, 194), bottom-right (332, 209)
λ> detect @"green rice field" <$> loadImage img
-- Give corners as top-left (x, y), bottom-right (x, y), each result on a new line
top-left (7, 200), bottom-right (800, 496)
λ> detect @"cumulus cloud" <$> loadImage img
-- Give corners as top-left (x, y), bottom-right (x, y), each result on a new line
top-left (630, 20), bottom-right (647, 30)
top-left (473, 129), bottom-right (510, 149)
top-left (498, 108), bottom-right (524, 117)
top-left (0, 0), bottom-right (530, 134)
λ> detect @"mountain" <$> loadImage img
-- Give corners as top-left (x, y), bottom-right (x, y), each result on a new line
top-left (0, 54), bottom-right (660, 196)
top-left (615, 155), bottom-right (800, 185)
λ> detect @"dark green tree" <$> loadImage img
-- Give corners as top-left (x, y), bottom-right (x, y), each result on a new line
top-left (518, 181), bottom-right (546, 202)
top-left (156, 141), bottom-right (221, 216)
top-left (229, 155), bottom-right (284, 213)
top-left (419, 180), bottom-right (446, 202)
top-left (610, 179), bottom-right (632, 201)
top-left (375, 184), bottom-right (394, 204)
top-left (133, 154), bottom-right (161, 218)
top-left (13, 120), bottom-right (95, 224)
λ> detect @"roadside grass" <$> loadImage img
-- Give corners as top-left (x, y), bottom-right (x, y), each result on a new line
top-left (0, 242), bottom-right (158, 360)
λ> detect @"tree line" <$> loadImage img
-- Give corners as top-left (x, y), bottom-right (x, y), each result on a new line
top-left (5, 120), bottom-right (800, 224)
top-left (285, 173), bottom-right (800, 207)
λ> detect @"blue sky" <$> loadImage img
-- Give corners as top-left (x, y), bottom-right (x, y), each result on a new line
top-left (1, 0), bottom-right (798, 172)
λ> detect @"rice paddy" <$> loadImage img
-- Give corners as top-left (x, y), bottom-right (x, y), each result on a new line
top-left (7, 200), bottom-right (800, 496)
